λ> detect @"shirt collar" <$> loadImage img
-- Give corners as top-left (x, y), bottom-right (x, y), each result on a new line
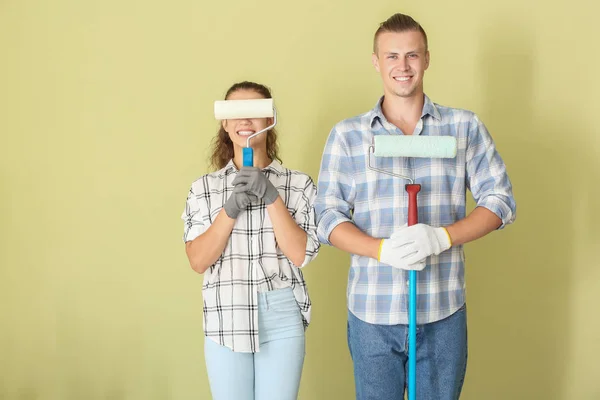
top-left (369, 93), bottom-right (441, 127)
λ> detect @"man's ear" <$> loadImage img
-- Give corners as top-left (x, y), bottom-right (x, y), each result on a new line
top-left (372, 53), bottom-right (380, 72)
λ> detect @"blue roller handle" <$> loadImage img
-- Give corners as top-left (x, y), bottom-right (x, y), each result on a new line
top-left (406, 183), bottom-right (421, 400)
top-left (409, 269), bottom-right (417, 400)
top-left (243, 147), bottom-right (253, 167)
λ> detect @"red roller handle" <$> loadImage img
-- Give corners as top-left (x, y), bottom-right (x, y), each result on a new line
top-left (406, 184), bottom-right (421, 226)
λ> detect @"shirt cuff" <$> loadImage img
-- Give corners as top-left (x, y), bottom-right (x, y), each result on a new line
top-left (183, 225), bottom-right (205, 243)
top-left (298, 235), bottom-right (320, 268)
top-left (317, 211), bottom-right (353, 246)
top-left (477, 195), bottom-right (516, 229)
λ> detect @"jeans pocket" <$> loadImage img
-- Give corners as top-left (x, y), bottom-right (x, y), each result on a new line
top-left (269, 299), bottom-right (302, 315)
top-left (260, 303), bottom-right (304, 344)
top-left (264, 288), bottom-right (299, 312)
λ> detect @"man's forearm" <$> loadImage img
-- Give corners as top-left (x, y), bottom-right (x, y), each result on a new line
top-left (328, 206), bottom-right (501, 260)
top-left (329, 222), bottom-right (381, 259)
top-left (445, 206), bottom-right (502, 246)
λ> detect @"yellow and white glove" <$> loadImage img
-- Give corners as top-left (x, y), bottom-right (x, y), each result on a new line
top-left (378, 224), bottom-right (452, 270)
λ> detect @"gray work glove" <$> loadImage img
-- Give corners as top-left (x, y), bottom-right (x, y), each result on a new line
top-left (231, 167), bottom-right (279, 205)
top-left (223, 189), bottom-right (257, 219)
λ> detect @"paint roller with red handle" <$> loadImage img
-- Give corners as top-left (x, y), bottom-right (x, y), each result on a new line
top-left (368, 134), bottom-right (457, 400)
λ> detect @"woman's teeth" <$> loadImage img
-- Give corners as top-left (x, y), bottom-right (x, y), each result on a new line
top-left (237, 131), bottom-right (255, 136)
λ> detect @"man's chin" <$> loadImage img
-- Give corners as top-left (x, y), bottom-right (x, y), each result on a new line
top-left (393, 89), bottom-right (416, 98)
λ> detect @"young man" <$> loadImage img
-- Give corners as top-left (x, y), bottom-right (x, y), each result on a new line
top-left (315, 13), bottom-right (516, 400)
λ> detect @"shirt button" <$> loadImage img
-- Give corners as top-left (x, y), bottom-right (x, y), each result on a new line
top-left (406, 281), bottom-right (410, 286)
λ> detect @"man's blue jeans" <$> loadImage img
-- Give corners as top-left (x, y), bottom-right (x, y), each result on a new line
top-left (347, 304), bottom-right (468, 400)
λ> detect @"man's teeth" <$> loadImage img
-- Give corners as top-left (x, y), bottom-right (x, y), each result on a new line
top-left (394, 76), bottom-right (411, 81)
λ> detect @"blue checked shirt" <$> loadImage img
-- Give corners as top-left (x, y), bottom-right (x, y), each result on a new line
top-left (315, 95), bottom-right (516, 325)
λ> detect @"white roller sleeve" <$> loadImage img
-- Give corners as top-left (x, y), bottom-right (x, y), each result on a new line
top-left (214, 98), bottom-right (274, 119)
top-left (373, 136), bottom-right (457, 158)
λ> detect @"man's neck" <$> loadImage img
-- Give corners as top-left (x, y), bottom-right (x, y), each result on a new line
top-left (381, 92), bottom-right (425, 135)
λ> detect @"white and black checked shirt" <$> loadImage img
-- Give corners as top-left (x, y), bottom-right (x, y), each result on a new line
top-left (182, 160), bottom-right (319, 353)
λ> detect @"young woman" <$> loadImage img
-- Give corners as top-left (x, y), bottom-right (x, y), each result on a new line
top-left (181, 81), bottom-right (319, 400)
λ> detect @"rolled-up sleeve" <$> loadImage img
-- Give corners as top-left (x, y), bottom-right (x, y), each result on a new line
top-left (181, 185), bottom-right (208, 243)
top-left (466, 115), bottom-right (517, 229)
top-left (292, 176), bottom-right (320, 268)
top-left (314, 126), bottom-right (356, 245)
